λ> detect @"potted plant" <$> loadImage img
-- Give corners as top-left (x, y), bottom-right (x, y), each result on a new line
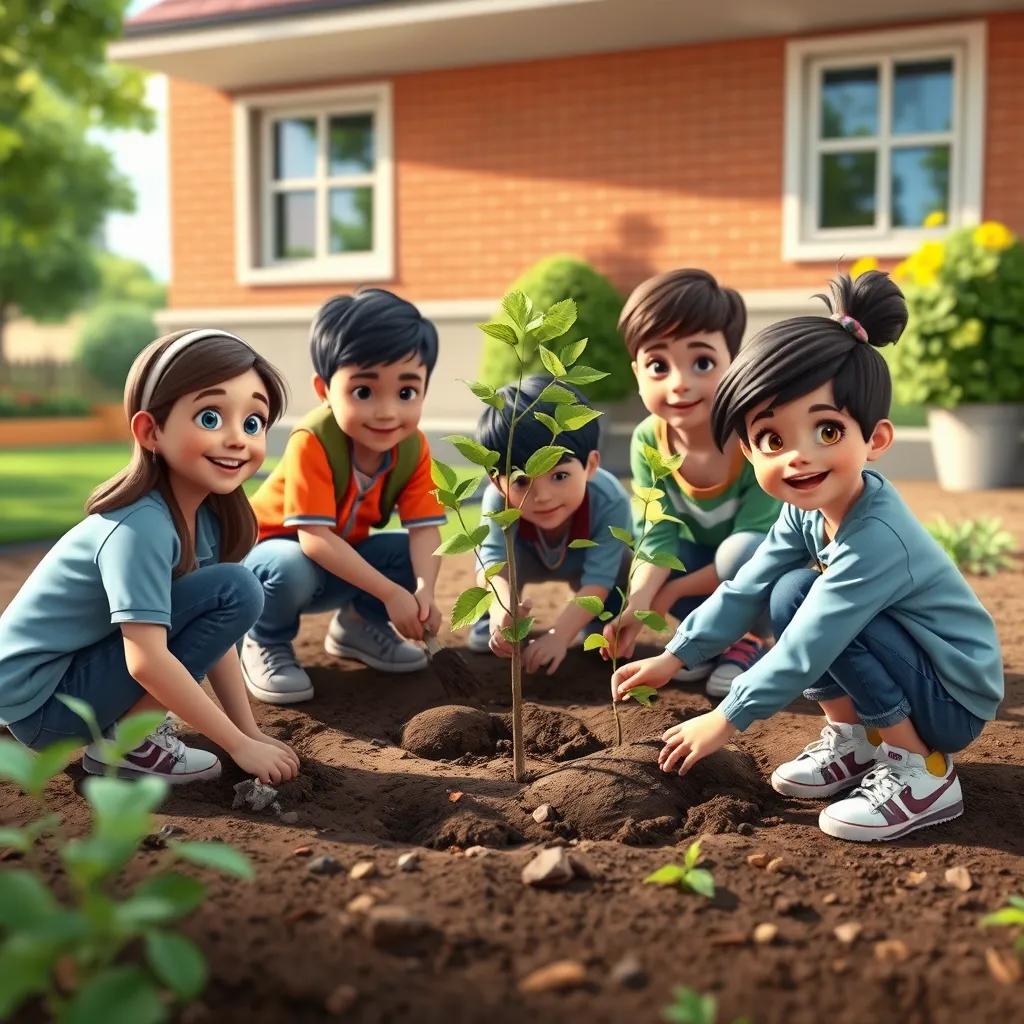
top-left (888, 221), bottom-right (1024, 490)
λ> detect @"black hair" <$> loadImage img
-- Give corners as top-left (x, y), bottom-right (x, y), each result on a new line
top-left (310, 288), bottom-right (439, 382)
top-left (476, 374), bottom-right (600, 472)
top-left (619, 268), bottom-right (747, 358)
top-left (711, 270), bottom-right (908, 448)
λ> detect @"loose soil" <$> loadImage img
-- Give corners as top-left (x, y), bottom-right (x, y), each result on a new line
top-left (2, 481), bottom-right (1023, 1024)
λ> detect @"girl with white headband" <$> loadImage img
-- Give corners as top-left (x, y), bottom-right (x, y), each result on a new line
top-left (0, 329), bottom-right (300, 785)
top-left (612, 271), bottom-right (1002, 843)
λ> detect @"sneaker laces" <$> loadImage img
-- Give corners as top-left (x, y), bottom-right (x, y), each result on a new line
top-left (148, 719), bottom-right (186, 766)
top-left (359, 617), bottom-right (401, 652)
top-left (722, 636), bottom-right (762, 670)
top-left (258, 641), bottom-right (300, 674)
top-left (850, 762), bottom-right (905, 809)
top-left (800, 723), bottom-right (846, 765)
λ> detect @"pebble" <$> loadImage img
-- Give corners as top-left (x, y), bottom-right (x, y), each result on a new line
top-left (158, 824), bottom-right (185, 839)
top-left (278, 811), bottom-right (299, 825)
top-left (746, 852), bottom-right (771, 869)
top-left (905, 870), bottom-right (929, 887)
top-left (609, 954), bottom-right (647, 989)
top-left (518, 960), bottom-right (586, 993)
top-left (753, 923), bottom-right (779, 945)
top-left (464, 846), bottom-right (491, 859)
top-left (765, 856), bottom-right (790, 875)
top-left (364, 906), bottom-right (430, 948)
top-left (346, 894), bottom-right (376, 915)
top-left (324, 984), bottom-right (358, 1015)
top-left (370, 738), bottom-right (387, 748)
top-left (308, 855), bottom-right (343, 876)
top-left (532, 803), bottom-right (559, 824)
top-left (873, 939), bottom-right (910, 964)
top-left (944, 866), bottom-right (973, 892)
top-left (709, 931), bottom-right (748, 947)
top-left (397, 852), bottom-right (420, 873)
top-left (232, 778), bottom-right (279, 812)
top-left (834, 923), bottom-right (863, 945)
top-left (522, 848), bottom-right (575, 888)
top-left (831, 958), bottom-right (849, 975)
top-left (822, 892), bottom-right (839, 905)
top-left (292, 846), bottom-right (314, 858)
top-left (985, 947), bottom-right (1022, 985)
top-left (736, 822), bottom-right (755, 836)
top-left (350, 860), bottom-right (377, 880)
top-left (448, 791), bottom-right (464, 803)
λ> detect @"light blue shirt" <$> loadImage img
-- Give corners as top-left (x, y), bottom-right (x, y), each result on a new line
top-left (666, 471), bottom-right (1004, 731)
top-left (0, 491), bottom-right (220, 726)
top-left (478, 467), bottom-right (631, 589)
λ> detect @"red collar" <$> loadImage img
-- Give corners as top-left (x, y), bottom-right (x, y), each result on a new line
top-left (516, 490), bottom-right (591, 545)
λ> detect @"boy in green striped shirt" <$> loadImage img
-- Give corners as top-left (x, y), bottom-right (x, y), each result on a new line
top-left (606, 269), bottom-right (781, 697)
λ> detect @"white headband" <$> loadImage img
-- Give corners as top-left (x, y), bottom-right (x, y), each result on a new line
top-left (140, 329), bottom-right (248, 410)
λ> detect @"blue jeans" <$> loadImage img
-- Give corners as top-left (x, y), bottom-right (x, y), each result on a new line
top-left (770, 568), bottom-right (984, 753)
top-left (242, 531), bottom-right (417, 645)
top-left (7, 564), bottom-right (263, 751)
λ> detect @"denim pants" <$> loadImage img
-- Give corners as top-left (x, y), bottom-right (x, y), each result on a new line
top-left (7, 563), bottom-right (264, 751)
top-left (242, 531), bottom-right (417, 646)
top-left (770, 567), bottom-right (984, 753)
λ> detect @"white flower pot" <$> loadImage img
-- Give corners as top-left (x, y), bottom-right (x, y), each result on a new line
top-left (927, 404), bottom-right (1024, 490)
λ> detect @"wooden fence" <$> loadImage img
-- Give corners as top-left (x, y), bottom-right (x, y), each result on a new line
top-left (0, 358), bottom-right (99, 397)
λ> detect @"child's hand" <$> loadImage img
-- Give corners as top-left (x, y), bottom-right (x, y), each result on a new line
top-left (489, 600), bottom-right (532, 658)
top-left (414, 587), bottom-right (442, 635)
top-left (610, 650), bottom-right (680, 701)
top-left (231, 736), bottom-right (300, 785)
top-left (523, 630), bottom-right (569, 676)
top-left (658, 710), bottom-right (737, 775)
top-left (386, 586), bottom-right (425, 641)
top-left (255, 732), bottom-right (301, 774)
top-left (603, 614), bottom-right (643, 661)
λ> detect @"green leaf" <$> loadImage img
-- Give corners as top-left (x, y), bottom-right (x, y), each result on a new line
top-left (63, 836), bottom-right (140, 888)
top-left (624, 685), bottom-right (658, 707)
top-left (583, 633), bottom-right (609, 651)
top-left (533, 411), bottom-right (561, 436)
top-left (109, 712), bottom-right (168, 762)
top-left (433, 488), bottom-right (460, 510)
top-left (85, 775), bottom-right (168, 822)
top-left (524, 445), bottom-right (570, 478)
top-left (483, 561), bottom-right (507, 581)
top-left (559, 337), bottom-right (588, 367)
top-left (683, 840), bottom-right (702, 870)
top-left (663, 986), bottom-right (717, 1024)
top-left (453, 475), bottom-right (483, 501)
top-left (644, 863), bottom-right (687, 886)
top-left (64, 966), bottom-right (166, 1024)
top-left (56, 694), bottom-right (102, 742)
top-left (0, 740), bottom-right (36, 791)
top-left (0, 827), bottom-right (30, 853)
top-left (463, 378), bottom-right (497, 401)
top-left (118, 874), bottom-right (207, 927)
top-left (568, 538), bottom-right (599, 549)
top-left (563, 364), bottom-right (610, 385)
top-left (573, 595), bottom-right (605, 616)
top-left (648, 550), bottom-right (686, 572)
top-left (981, 908), bottom-right (1024, 927)
top-left (170, 841), bottom-right (254, 880)
top-left (451, 587), bottom-right (493, 630)
top-left (482, 393), bottom-right (506, 411)
top-left (609, 525), bottom-right (635, 548)
top-left (478, 320), bottom-right (520, 346)
top-left (0, 871), bottom-right (58, 930)
top-left (683, 867), bottom-right (716, 899)
top-left (538, 346), bottom-right (566, 377)
top-left (22, 739), bottom-right (81, 796)
top-left (500, 616), bottom-right (534, 644)
top-left (145, 931), bottom-right (208, 1001)
top-left (0, 935), bottom-right (59, 1019)
top-left (435, 525), bottom-right (490, 555)
top-left (485, 508), bottom-right (522, 529)
top-left (431, 459), bottom-right (458, 491)
top-left (530, 298), bottom-right (577, 344)
top-left (598, 611), bottom-right (614, 622)
top-left (537, 383), bottom-right (577, 405)
top-left (554, 404), bottom-right (602, 432)
top-left (632, 485), bottom-right (665, 502)
top-left (443, 434), bottom-right (500, 469)
top-left (500, 291), bottom-right (532, 330)
top-left (634, 610), bottom-right (669, 633)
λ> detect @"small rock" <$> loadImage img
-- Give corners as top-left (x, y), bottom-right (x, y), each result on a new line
top-left (448, 791), bottom-right (464, 803)
top-left (233, 778), bottom-right (279, 812)
top-left (822, 892), bottom-right (839, 905)
top-left (831, 958), bottom-right (849, 975)
top-left (753, 923), bottom-right (779, 945)
top-left (944, 866), bottom-right (973, 892)
top-left (324, 983), bottom-right (358, 1015)
top-left (350, 860), bottom-right (377, 880)
top-left (346, 894), bottom-right (376, 915)
top-left (464, 846), bottom-right (491, 859)
top-left (521, 847), bottom-right (574, 888)
top-left (746, 852), bottom-right (771, 869)
top-left (364, 906), bottom-right (430, 948)
top-left (737, 822), bottom-right (755, 836)
top-left (985, 947), bottom-right (1022, 985)
top-left (609, 954), bottom-right (647, 989)
top-left (765, 856), bottom-right (790, 875)
top-left (370, 738), bottom-right (387, 748)
top-left (397, 852), bottom-right (420, 873)
top-left (518, 959), bottom-right (586, 993)
top-left (292, 846), bottom-right (314, 858)
top-left (873, 939), bottom-right (910, 964)
top-left (709, 931), bottom-right (749, 947)
top-left (308, 855), bottom-right (343, 876)
top-left (834, 923), bottom-right (862, 945)
top-left (141, 833), bottom-right (167, 851)
top-left (278, 811), bottom-right (299, 825)
top-left (532, 803), bottom-right (559, 824)
top-left (905, 870), bottom-right (929, 887)
top-left (158, 824), bottom-right (185, 839)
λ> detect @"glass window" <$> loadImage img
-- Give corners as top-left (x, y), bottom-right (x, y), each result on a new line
top-left (893, 60), bottom-right (953, 135)
top-left (329, 188), bottom-right (374, 253)
top-left (273, 119), bottom-right (316, 180)
top-left (891, 145), bottom-right (950, 227)
top-left (273, 192), bottom-right (315, 259)
top-left (329, 115), bottom-right (374, 175)
top-left (820, 152), bottom-right (877, 228)
top-left (821, 68), bottom-right (878, 139)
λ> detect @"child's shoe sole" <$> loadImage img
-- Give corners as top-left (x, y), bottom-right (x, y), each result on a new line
top-left (81, 754), bottom-right (223, 785)
top-left (770, 767), bottom-right (870, 800)
top-left (818, 800), bottom-right (963, 842)
top-left (241, 660), bottom-right (315, 705)
top-left (324, 634), bottom-right (427, 673)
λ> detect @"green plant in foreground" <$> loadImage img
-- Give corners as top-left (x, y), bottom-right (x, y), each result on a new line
top-left (926, 516), bottom-right (1018, 575)
top-left (0, 698), bottom-right (253, 1023)
top-left (980, 895), bottom-right (1024, 953)
top-left (644, 840), bottom-right (715, 899)
top-left (663, 986), bottom-right (752, 1024)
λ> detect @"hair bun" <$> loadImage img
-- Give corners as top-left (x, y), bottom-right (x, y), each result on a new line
top-left (818, 270), bottom-right (908, 348)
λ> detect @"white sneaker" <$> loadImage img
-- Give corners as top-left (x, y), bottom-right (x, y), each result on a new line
top-left (706, 635), bottom-right (766, 698)
top-left (672, 661), bottom-right (714, 683)
top-left (819, 743), bottom-right (963, 842)
top-left (82, 718), bottom-right (221, 784)
top-left (241, 636), bottom-right (314, 705)
top-left (771, 722), bottom-right (878, 799)
top-left (324, 609), bottom-right (427, 673)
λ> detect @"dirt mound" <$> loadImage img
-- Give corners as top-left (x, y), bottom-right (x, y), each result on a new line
top-left (496, 704), bottom-right (602, 761)
top-left (524, 741), bottom-right (772, 842)
top-left (401, 705), bottom-right (497, 760)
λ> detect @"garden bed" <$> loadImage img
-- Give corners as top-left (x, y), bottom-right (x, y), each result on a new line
top-left (1, 481), bottom-right (1023, 1024)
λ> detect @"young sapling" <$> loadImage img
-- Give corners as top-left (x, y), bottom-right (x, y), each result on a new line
top-left (644, 839), bottom-right (715, 899)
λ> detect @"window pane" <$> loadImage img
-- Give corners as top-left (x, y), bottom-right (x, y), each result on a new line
top-left (329, 114), bottom-right (374, 175)
top-left (273, 118), bottom-right (316, 180)
top-left (329, 188), bottom-right (373, 253)
top-left (891, 145), bottom-right (950, 227)
top-left (893, 60), bottom-right (952, 135)
top-left (821, 67), bottom-right (878, 138)
top-left (274, 191), bottom-right (315, 259)
top-left (819, 151), bottom-right (877, 228)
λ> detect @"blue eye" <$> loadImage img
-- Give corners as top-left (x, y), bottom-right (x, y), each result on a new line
top-left (243, 414), bottom-right (265, 436)
top-left (195, 408), bottom-right (222, 430)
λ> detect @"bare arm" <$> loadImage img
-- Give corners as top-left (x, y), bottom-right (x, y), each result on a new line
top-left (409, 525), bottom-right (443, 633)
top-left (652, 562), bottom-right (720, 612)
top-left (551, 583), bottom-right (610, 642)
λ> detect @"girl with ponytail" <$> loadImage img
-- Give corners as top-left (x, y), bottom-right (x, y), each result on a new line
top-left (612, 271), bottom-right (1003, 843)
top-left (0, 330), bottom-right (300, 786)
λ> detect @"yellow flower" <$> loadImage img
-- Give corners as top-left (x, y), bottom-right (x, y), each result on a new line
top-left (892, 259), bottom-right (911, 282)
top-left (850, 257), bottom-right (878, 279)
top-left (916, 241), bottom-right (945, 271)
top-left (973, 220), bottom-right (1015, 252)
top-left (914, 265), bottom-right (939, 287)
top-left (922, 210), bottom-right (947, 228)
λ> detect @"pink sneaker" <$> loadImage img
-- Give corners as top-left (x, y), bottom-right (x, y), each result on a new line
top-left (706, 635), bottom-right (765, 698)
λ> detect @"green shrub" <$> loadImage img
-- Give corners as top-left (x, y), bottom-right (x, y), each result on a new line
top-left (73, 301), bottom-right (156, 393)
top-left (0, 392), bottom-right (92, 418)
top-left (888, 222), bottom-right (1024, 407)
top-left (926, 516), bottom-right (1018, 575)
top-left (479, 255), bottom-right (631, 402)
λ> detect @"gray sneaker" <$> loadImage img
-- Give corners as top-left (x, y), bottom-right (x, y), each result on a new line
top-left (324, 610), bottom-right (427, 673)
top-left (241, 636), bottom-right (314, 705)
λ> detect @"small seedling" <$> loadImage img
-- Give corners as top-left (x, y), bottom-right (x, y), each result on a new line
top-left (980, 895), bottom-right (1024, 952)
top-left (644, 839), bottom-right (715, 899)
top-left (926, 516), bottom-right (1017, 576)
top-left (662, 986), bottom-right (752, 1024)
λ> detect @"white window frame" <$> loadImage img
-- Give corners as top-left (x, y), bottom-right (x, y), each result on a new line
top-left (234, 82), bottom-right (393, 284)
top-left (783, 22), bottom-right (985, 262)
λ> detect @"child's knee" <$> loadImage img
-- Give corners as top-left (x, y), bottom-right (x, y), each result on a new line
top-left (769, 568), bottom-right (817, 634)
top-left (714, 530), bottom-right (766, 581)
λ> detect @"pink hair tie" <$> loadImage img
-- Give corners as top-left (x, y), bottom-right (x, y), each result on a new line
top-left (831, 313), bottom-right (869, 343)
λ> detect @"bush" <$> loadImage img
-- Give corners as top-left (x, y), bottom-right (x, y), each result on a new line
top-left (73, 301), bottom-right (156, 393)
top-left (479, 255), bottom-right (632, 402)
top-left (887, 222), bottom-right (1024, 407)
top-left (0, 391), bottom-right (91, 418)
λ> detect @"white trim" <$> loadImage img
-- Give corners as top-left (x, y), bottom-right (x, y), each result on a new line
top-left (234, 81), bottom-right (394, 285)
top-left (783, 20), bottom-right (986, 262)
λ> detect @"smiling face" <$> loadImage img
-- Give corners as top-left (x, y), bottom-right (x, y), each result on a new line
top-left (633, 330), bottom-right (732, 433)
top-left (496, 451), bottom-right (599, 532)
top-left (143, 368), bottom-right (269, 497)
top-left (317, 354), bottom-right (427, 458)
top-left (740, 381), bottom-right (893, 524)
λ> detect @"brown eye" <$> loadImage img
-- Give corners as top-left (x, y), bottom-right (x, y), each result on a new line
top-left (816, 422), bottom-right (844, 446)
top-left (755, 431), bottom-right (784, 454)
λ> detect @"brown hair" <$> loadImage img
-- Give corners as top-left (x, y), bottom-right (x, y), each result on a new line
top-left (618, 268), bottom-right (747, 358)
top-left (86, 330), bottom-right (289, 577)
